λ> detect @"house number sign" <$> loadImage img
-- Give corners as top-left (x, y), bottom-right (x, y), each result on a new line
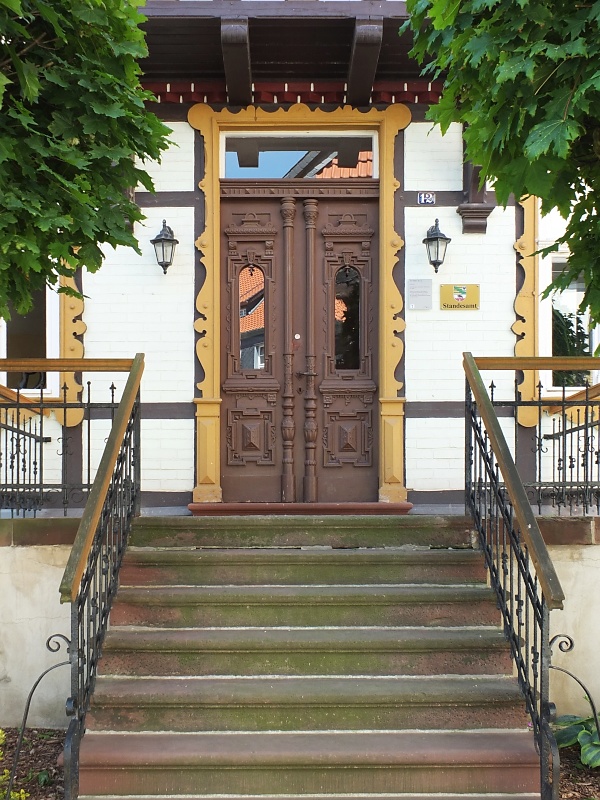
top-left (417, 192), bottom-right (436, 205)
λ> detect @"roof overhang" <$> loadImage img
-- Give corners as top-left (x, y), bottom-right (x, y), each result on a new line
top-left (141, 1), bottom-right (427, 107)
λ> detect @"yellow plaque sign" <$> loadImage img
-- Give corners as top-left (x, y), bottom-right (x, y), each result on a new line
top-left (440, 284), bottom-right (480, 310)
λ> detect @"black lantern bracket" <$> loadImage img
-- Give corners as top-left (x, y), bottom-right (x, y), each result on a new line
top-left (423, 219), bottom-right (451, 273)
top-left (151, 220), bottom-right (179, 274)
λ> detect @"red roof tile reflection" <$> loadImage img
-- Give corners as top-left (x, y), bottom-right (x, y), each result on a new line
top-left (240, 301), bottom-right (265, 333)
top-left (317, 151), bottom-right (373, 179)
top-left (239, 266), bottom-right (264, 303)
top-left (239, 266), bottom-right (265, 333)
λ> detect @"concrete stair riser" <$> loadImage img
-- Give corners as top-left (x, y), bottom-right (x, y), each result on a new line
top-left (79, 763), bottom-right (540, 796)
top-left (77, 731), bottom-right (540, 796)
top-left (110, 585), bottom-right (501, 628)
top-left (79, 795), bottom-right (542, 800)
top-left (100, 627), bottom-right (513, 676)
top-left (119, 548), bottom-right (486, 587)
top-left (86, 675), bottom-right (528, 731)
top-left (129, 515), bottom-right (474, 549)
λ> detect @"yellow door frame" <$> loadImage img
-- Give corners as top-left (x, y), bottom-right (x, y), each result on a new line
top-left (187, 103), bottom-right (411, 502)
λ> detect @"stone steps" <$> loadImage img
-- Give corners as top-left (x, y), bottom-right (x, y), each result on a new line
top-left (119, 547), bottom-right (486, 586)
top-left (78, 515), bottom-right (539, 800)
top-left (87, 674), bottom-right (528, 731)
top-left (129, 515), bottom-right (473, 549)
top-left (109, 583), bottom-right (500, 627)
top-left (100, 625), bottom-right (511, 676)
top-left (78, 730), bottom-right (540, 796)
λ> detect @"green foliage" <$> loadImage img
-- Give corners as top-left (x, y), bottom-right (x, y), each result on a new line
top-left (0, 730), bottom-right (30, 800)
top-left (35, 769), bottom-right (50, 786)
top-left (552, 306), bottom-right (590, 385)
top-left (403, 0), bottom-right (600, 323)
top-left (555, 714), bottom-right (600, 768)
top-left (0, 0), bottom-right (170, 319)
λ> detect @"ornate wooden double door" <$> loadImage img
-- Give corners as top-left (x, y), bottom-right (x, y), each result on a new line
top-left (220, 182), bottom-right (379, 502)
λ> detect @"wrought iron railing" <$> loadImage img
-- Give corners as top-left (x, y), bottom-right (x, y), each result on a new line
top-left (15, 355), bottom-right (144, 800)
top-left (464, 353), bottom-right (565, 800)
top-left (56, 354), bottom-right (144, 800)
top-left (474, 356), bottom-right (600, 515)
top-left (0, 404), bottom-right (50, 514)
top-left (0, 358), bottom-right (138, 517)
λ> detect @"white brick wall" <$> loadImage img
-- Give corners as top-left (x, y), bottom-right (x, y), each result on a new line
top-left (406, 418), bottom-right (465, 490)
top-left (404, 205), bottom-right (517, 402)
top-left (404, 122), bottom-right (463, 192)
top-left (83, 418), bottom-right (194, 492)
top-left (406, 415), bottom-right (516, 491)
top-left (83, 207), bottom-right (196, 404)
top-left (137, 121), bottom-right (196, 193)
top-left (141, 419), bottom-right (195, 491)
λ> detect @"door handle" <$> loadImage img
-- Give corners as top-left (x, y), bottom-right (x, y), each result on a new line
top-left (296, 371), bottom-right (317, 378)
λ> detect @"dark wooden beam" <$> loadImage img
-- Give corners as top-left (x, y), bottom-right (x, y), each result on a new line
top-left (143, 2), bottom-right (408, 20)
top-left (221, 18), bottom-right (252, 106)
top-left (234, 139), bottom-right (259, 168)
top-left (346, 18), bottom-right (383, 106)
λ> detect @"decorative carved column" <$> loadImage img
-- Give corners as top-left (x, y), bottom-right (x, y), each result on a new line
top-left (280, 197), bottom-right (297, 502)
top-left (303, 198), bottom-right (319, 502)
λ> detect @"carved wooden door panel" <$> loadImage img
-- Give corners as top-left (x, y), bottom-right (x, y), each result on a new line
top-left (220, 182), bottom-right (378, 503)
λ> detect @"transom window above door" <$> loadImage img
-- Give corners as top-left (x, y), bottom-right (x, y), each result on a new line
top-left (221, 132), bottom-right (377, 179)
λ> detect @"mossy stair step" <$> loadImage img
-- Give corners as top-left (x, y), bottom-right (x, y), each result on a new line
top-left (109, 583), bottom-right (500, 628)
top-left (130, 515), bottom-right (474, 549)
top-left (119, 547), bottom-right (485, 586)
top-left (80, 795), bottom-right (541, 800)
top-left (77, 730), bottom-right (540, 796)
top-left (100, 625), bottom-right (512, 676)
top-left (86, 674), bottom-right (528, 731)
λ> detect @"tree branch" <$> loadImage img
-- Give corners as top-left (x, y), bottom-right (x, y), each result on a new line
top-left (0, 32), bottom-right (49, 70)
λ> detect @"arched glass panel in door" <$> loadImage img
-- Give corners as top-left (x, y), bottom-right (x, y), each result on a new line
top-left (239, 265), bottom-right (265, 370)
top-left (334, 266), bottom-right (360, 370)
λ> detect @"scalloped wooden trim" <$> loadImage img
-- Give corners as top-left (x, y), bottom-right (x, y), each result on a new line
top-left (187, 103), bottom-right (411, 502)
top-left (512, 196), bottom-right (539, 428)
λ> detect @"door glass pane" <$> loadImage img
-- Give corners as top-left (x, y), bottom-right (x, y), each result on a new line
top-left (239, 266), bottom-right (265, 370)
top-left (335, 267), bottom-right (360, 370)
top-left (224, 134), bottom-right (375, 179)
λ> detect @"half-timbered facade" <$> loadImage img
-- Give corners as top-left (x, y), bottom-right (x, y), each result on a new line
top-left (3, 1), bottom-right (542, 510)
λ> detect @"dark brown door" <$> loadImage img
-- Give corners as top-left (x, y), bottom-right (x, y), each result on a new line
top-left (220, 181), bottom-right (379, 502)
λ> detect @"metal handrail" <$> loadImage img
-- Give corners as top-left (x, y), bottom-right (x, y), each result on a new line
top-left (59, 353), bottom-right (144, 603)
top-left (464, 353), bottom-right (564, 610)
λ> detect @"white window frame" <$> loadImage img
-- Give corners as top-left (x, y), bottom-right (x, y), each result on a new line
top-left (539, 248), bottom-right (600, 393)
top-left (220, 130), bottom-right (379, 179)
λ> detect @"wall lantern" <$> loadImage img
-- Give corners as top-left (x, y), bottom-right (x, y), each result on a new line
top-left (423, 219), bottom-right (451, 273)
top-left (151, 220), bottom-right (179, 274)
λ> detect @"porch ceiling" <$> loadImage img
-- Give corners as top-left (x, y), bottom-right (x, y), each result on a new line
top-left (141, 1), bottom-right (418, 106)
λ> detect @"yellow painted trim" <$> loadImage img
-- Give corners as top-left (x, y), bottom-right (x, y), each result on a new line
top-left (187, 103), bottom-right (412, 502)
top-left (193, 399), bottom-right (222, 503)
top-left (379, 397), bottom-right (407, 502)
top-left (57, 275), bottom-right (86, 427)
top-left (512, 196), bottom-right (539, 427)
